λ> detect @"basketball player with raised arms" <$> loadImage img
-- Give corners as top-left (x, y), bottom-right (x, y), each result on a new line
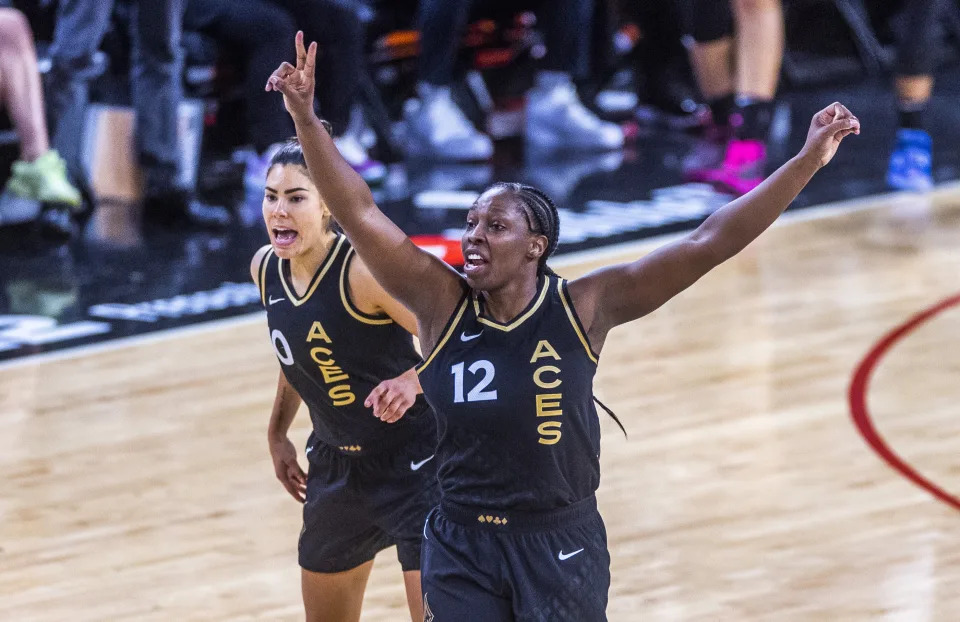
top-left (251, 134), bottom-right (438, 622)
top-left (267, 32), bottom-right (859, 621)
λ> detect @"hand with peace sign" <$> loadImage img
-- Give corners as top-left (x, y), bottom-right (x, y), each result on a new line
top-left (265, 31), bottom-right (318, 123)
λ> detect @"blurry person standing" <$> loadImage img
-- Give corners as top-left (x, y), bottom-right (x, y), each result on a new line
top-left (47, 0), bottom-right (221, 227)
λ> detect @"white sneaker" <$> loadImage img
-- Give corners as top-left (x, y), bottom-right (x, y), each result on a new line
top-left (240, 143), bottom-right (283, 193)
top-left (526, 74), bottom-right (624, 151)
top-left (524, 151), bottom-right (623, 203)
top-left (335, 133), bottom-right (387, 184)
top-left (404, 84), bottom-right (493, 161)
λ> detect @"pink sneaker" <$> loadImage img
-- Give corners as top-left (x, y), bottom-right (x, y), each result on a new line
top-left (703, 139), bottom-right (766, 196)
top-left (683, 125), bottom-right (732, 183)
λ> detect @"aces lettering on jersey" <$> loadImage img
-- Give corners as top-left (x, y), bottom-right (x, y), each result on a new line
top-left (305, 320), bottom-right (356, 406)
top-left (530, 340), bottom-right (562, 445)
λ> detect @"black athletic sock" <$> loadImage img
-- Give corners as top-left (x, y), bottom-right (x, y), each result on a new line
top-left (734, 96), bottom-right (774, 140)
top-left (898, 99), bottom-right (927, 130)
top-left (707, 94), bottom-right (735, 127)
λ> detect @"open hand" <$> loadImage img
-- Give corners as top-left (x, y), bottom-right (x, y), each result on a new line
top-left (364, 370), bottom-right (420, 424)
top-left (265, 31), bottom-right (318, 122)
top-left (269, 435), bottom-right (307, 503)
top-left (799, 102), bottom-right (860, 170)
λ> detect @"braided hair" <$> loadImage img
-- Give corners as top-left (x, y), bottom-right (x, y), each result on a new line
top-left (489, 182), bottom-right (560, 277)
top-left (488, 183), bottom-right (627, 437)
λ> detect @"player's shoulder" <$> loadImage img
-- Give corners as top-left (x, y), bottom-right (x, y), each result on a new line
top-left (343, 246), bottom-right (386, 312)
top-left (344, 246), bottom-right (379, 291)
top-left (250, 244), bottom-right (273, 284)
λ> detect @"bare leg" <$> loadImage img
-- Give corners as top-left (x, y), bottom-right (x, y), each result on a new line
top-left (684, 0), bottom-right (781, 195)
top-left (886, 0), bottom-right (939, 191)
top-left (686, 0), bottom-right (734, 101)
top-left (683, 36), bottom-right (736, 182)
top-left (895, 75), bottom-right (934, 106)
top-left (731, 0), bottom-right (783, 99)
top-left (402, 570), bottom-right (423, 622)
top-left (689, 38), bottom-right (734, 100)
top-left (301, 561), bottom-right (374, 622)
top-left (0, 9), bottom-right (49, 161)
top-left (893, 0), bottom-right (939, 110)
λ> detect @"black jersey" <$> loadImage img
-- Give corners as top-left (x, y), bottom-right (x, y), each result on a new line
top-left (257, 235), bottom-right (434, 454)
top-left (417, 274), bottom-right (602, 512)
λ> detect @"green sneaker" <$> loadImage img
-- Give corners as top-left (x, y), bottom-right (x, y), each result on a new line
top-left (5, 150), bottom-right (82, 208)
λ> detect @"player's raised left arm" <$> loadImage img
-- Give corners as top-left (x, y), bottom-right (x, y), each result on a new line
top-left (570, 102), bottom-right (860, 342)
top-left (266, 32), bottom-right (465, 351)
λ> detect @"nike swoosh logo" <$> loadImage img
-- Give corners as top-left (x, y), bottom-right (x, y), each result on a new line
top-left (558, 548), bottom-right (584, 561)
top-left (410, 455), bottom-right (435, 471)
top-left (269, 297), bottom-right (285, 305)
top-left (460, 331), bottom-right (482, 342)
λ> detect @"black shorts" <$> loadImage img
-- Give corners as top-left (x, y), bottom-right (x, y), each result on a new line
top-left (421, 495), bottom-right (610, 622)
top-left (299, 434), bottom-right (440, 573)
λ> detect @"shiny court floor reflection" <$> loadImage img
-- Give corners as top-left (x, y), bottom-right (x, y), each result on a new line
top-left (4, 70), bottom-right (960, 363)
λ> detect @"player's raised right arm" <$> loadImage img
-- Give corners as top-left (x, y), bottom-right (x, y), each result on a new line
top-left (266, 33), bottom-right (464, 346)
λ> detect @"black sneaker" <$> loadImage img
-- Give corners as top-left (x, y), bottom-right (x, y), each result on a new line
top-left (142, 190), bottom-right (231, 230)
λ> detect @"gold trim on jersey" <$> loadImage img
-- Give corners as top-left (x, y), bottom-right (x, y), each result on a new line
top-left (339, 247), bottom-right (394, 325)
top-left (558, 279), bottom-right (599, 364)
top-left (278, 234), bottom-right (346, 307)
top-left (258, 247), bottom-right (273, 306)
top-left (472, 276), bottom-right (549, 332)
top-left (416, 295), bottom-right (469, 374)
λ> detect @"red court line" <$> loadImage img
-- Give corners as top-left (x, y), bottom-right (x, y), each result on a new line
top-left (848, 293), bottom-right (960, 512)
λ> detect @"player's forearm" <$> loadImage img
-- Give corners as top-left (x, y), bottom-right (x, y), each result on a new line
top-left (268, 373), bottom-right (302, 443)
top-left (292, 112), bottom-right (377, 229)
top-left (697, 154), bottom-right (820, 262)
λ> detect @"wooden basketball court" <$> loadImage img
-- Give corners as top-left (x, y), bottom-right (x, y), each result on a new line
top-left (2, 187), bottom-right (959, 621)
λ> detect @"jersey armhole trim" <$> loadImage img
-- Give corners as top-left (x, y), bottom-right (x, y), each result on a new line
top-left (416, 291), bottom-right (470, 374)
top-left (339, 247), bottom-right (395, 325)
top-left (558, 279), bottom-right (600, 365)
top-left (258, 247), bottom-right (273, 306)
